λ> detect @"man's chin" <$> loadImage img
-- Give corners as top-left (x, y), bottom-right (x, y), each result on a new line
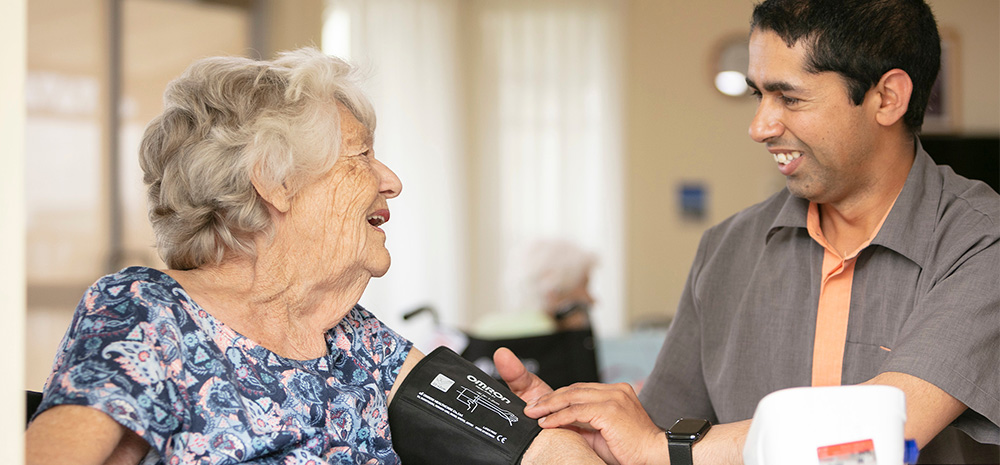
top-left (785, 178), bottom-right (814, 200)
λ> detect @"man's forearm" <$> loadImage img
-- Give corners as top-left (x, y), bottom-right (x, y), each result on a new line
top-left (863, 372), bottom-right (967, 448)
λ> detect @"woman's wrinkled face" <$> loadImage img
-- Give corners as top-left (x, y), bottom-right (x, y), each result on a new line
top-left (290, 103), bottom-right (402, 280)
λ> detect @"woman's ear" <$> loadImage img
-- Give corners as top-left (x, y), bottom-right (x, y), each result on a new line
top-left (874, 68), bottom-right (913, 128)
top-left (251, 164), bottom-right (291, 213)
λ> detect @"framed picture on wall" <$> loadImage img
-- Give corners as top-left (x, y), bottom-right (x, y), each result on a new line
top-left (922, 29), bottom-right (960, 134)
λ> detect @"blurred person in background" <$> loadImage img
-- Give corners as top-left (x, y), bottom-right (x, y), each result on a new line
top-left (473, 238), bottom-right (597, 338)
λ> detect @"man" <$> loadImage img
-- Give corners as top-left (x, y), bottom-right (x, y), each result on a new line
top-left (496, 0), bottom-right (999, 463)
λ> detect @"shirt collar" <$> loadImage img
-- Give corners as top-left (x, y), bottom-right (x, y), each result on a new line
top-left (869, 138), bottom-right (938, 267)
top-left (765, 138), bottom-right (936, 268)
top-left (766, 189), bottom-right (809, 243)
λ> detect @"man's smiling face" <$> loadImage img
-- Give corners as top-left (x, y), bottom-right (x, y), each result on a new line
top-left (746, 29), bottom-right (882, 206)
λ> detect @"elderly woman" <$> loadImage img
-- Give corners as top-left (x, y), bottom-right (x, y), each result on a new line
top-left (24, 48), bottom-right (597, 465)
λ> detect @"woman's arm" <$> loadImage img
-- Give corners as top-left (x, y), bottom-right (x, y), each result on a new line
top-left (387, 346), bottom-right (424, 404)
top-left (522, 428), bottom-right (605, 465)
top-left (26, 405), bottom-right (149, 465)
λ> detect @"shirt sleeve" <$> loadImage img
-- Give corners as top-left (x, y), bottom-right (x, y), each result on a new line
top-left (340, 305), bottom-right (414, 398)
top-left (36, 271), bottom-right (187, 453)
top-left (639, 231), bottom-right (718, 428)
top-left (880, 219), bottom-right (1000, 445)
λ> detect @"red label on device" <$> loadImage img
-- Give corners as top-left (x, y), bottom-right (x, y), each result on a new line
top-left (817, 439), bottom-right (876, 465)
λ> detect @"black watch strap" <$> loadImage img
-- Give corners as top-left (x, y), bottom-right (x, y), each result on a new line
top-left (666, 418), bottom-right (710, 465)
top-left (667, 440), bottom-right (694, 465)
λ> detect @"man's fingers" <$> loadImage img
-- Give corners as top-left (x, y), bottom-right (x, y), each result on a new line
top-left (494, 347), bottom-right (527, 386)
top-left (493, 347), bottom-right (530, 394)
top-left (520, 382), bottom-right (664, 465)
top-left (526, 382), bottom-right (638, 417)
top-left (493, 347), bottom-right (553, 403)
top-left (536, 401), bottom-right (617, 431)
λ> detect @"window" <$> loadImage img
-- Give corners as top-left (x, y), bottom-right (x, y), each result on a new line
top-left (324, 0), bottom-right (624, 345)
top-left (25, 0), bottom-right (251, 390)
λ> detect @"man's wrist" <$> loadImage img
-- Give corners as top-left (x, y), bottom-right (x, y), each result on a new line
top-left (666, 418), bottom-right (712, 465)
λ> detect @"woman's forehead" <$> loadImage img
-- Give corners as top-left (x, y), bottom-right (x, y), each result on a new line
top-left (337, 104), bottom-right (374, 147)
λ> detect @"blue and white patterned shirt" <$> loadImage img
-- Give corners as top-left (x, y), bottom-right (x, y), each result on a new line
top-left (36, 266), bottom-right (412, 465)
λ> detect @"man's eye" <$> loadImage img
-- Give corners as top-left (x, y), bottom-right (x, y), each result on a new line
top-left (750, 90), bottom-right (762, 101)
top-left (780, 95), bottom-right (799, 105)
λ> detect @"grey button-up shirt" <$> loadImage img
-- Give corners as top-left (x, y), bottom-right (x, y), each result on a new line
top-left (639, 142), bottom-right (999, 461)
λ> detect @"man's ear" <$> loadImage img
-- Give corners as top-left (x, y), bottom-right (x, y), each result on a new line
top-left (251, 163), bottom-right (291, 213)
top-left (873, 68), bottom-right (913, 128)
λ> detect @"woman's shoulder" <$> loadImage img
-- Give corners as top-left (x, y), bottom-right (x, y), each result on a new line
top-left (75, 266), bottom-right (190, 326)
top-left (331, 305), bottom-right (412, 369)
top-left (87, 266), bottom-right (179, 296)
top-left (106, 265), bottom-right (174, 283)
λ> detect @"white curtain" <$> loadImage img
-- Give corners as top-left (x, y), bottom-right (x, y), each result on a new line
top-left (472, 0), bottom-right (624, 337)
top-left (324, 0), bottom-right (624, 345)
top-left (324, 0), bottom-right (468, 349)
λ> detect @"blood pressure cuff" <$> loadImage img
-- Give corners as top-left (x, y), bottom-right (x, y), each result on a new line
top-left (389, 346), bottom-right (542, 465)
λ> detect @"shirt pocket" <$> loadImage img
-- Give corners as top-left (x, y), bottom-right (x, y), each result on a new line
top-left (841, 340), bottom-right (892, 385)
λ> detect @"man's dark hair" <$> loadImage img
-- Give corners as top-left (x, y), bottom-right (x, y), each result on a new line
top-left (751, 0), bottom-right (940, 134)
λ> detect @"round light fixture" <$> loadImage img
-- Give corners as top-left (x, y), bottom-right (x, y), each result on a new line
top-left (715, 70), bottom-right (748, 97)
top-left (713, 36), bottom-right (750, 97)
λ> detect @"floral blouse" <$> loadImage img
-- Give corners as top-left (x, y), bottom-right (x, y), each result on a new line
top-left (36, 266), bottom-right (412, 464)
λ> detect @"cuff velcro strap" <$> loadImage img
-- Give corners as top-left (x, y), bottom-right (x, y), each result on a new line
top-left (389, 346), bottom-right (542, 465)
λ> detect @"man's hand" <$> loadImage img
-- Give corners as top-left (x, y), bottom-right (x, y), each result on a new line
top-left (523, 381), bottom-right (667, 465)
top-left (495, 348), bottom-right (750, 465)
top-left (494, 347), bottom-right (667, 464)
top-left (493, 347), bottom-right (555, 404)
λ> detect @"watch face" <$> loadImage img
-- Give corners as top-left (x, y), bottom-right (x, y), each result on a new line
top-left (667, 418), bottom-right (711, 440)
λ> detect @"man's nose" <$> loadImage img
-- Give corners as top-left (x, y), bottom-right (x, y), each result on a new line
top-left (749, 101), bottom-right (782, 143)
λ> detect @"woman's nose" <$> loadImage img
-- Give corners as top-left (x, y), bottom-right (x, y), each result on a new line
top-left (375, 158), bottom-right (402, 198)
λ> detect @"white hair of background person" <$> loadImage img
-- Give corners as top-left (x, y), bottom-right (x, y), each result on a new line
top-left (139, 48), bottom-right (375, 270)
top-left (509, 239), bottom-right (597, 312)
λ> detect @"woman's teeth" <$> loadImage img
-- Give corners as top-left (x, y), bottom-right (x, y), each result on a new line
top-left (773, 151), bottom-right (802, 165)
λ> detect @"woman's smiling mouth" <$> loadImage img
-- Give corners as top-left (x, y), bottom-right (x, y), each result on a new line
top-left (367, 209), bottom-right (389, 229)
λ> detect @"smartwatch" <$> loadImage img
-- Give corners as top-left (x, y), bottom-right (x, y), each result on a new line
top-left (666, 418), bottom-right (711, 465)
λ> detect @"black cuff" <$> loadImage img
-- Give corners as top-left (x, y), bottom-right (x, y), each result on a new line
top-left (389, 347), bottom-right (543, 465)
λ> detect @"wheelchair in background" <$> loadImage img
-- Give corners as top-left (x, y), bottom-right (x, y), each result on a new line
top-left (403, 306), bottom-right (600, 390)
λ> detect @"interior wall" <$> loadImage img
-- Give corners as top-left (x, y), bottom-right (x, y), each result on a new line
top-left (622, 0), bottom-right (1000, 327)
top-left (1, 0), bottom-right (26, 458)
top-left (623, 0), bottom-right (766, 327)
top-left (254, 0), bottom-right (323, 58)
top-left (931, 0), bottom-right (1000, 135)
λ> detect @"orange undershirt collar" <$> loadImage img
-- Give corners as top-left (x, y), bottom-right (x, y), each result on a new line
top-left (807, 199), bottom-right (895, 386)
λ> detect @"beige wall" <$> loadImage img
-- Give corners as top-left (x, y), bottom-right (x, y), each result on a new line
top-left (2, 0), bottom-right (26, 458)
top-left (254, 0), bottom-right (323, 58)
top-left (932, 0), bottom-right (1000, 134)
top-left (622, 0), bottom-right (1000, 327)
